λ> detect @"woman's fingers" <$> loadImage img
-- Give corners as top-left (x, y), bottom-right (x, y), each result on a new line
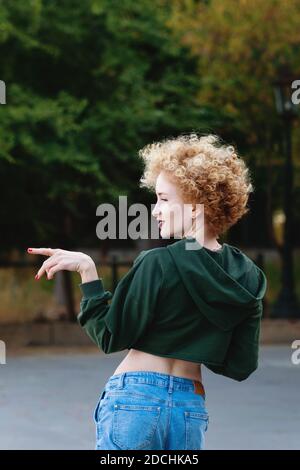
top-left (36, 258), bottom-right (59, 280)
top-left (27, 247), bottom-right (59, 257)
top-left (47, 264), bottom-right (63, 280)
top-left (26, 247), bottom-right (90, 280)
top-left (27, 248), bottom-right (61, 279)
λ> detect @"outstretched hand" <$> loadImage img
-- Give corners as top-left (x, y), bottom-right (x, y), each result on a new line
top-left (27, 247), bottom-right (95, 280)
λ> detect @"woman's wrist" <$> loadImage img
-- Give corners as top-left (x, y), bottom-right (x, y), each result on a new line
top-left (79, 259), bottom-right (99, 283)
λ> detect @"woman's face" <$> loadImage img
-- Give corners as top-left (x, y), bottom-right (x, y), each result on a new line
top-left (152, 171), bottom-right (199, 239)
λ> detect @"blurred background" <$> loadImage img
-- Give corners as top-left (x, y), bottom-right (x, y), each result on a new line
top-left (0, 0), bottom-right (300, 450)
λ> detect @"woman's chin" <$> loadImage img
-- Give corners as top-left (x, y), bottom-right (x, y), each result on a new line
top-left (159, 227), bottom-right (181, 240)
top-left (159, 227), bottom-right (169, 239)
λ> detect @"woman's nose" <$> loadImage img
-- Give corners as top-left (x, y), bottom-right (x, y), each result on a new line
top-left (152, 203), bottom-right (159, 218)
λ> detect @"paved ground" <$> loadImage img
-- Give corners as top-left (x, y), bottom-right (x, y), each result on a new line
top-left (0, 345), bottom-right (299, 450)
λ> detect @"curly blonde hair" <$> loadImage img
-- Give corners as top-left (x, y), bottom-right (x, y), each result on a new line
top-left (138, 133), bottom-right (254, 237)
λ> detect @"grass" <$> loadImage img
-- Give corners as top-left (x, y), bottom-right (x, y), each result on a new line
top-left (0, 263), bottom-right (132, 324)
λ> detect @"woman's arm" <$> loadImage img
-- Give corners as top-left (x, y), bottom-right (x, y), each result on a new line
top-left (79, 261), bottom-right (99, 283)
top-left (28, 246), bottom-right (164, 354)
top-left (205, 302), bottom-right (263, 381)
top-left (77, 251), bottom-right (164, 353)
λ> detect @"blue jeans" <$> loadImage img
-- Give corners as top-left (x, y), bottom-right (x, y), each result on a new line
top-left (93, 371), bottom-right (209, 450)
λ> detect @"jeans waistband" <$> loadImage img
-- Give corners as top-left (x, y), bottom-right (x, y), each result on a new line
top-left (104, 371), bottom-right (206, 397)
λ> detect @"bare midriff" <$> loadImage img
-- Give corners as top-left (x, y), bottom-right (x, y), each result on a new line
top-left (112, 348), bottom-right (202, 382)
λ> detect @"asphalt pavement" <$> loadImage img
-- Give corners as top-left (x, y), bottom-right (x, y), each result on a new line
top-left (0, 345), bottom-right (299, 450)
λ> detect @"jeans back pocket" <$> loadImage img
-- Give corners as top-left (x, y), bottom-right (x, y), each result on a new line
top-left (184, 411), bottom-right (209, 450)
top-left (112, 403), bottom-right (161, 450)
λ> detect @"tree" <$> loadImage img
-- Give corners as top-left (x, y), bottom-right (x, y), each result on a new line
top-left (168, 0), bottom-right (300, 246)
top-left (0, 0), bottom-right (223, 254)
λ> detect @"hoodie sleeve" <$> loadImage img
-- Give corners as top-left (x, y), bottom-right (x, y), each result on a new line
top-left (205, 301), bottom-right (263, 381)
top-left (76, 251), bottom-right (163, 354)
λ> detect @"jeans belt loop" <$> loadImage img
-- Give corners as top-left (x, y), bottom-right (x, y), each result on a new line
top-left (118, 372), bottom-right (125, 390)
top-left (168, 375), bottom-right (174, 394)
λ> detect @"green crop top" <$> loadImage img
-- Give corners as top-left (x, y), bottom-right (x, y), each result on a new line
top-left (77, 237), bottom-right (267, 382)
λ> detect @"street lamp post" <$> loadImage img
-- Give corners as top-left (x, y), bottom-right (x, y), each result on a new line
top-left (272, 67), bottom-right (300, 318)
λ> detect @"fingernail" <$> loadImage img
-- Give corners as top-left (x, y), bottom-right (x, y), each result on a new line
top-left (28, 248), bottom-right (33, 252)
top-left (35, 274), bottom-right (39, 280)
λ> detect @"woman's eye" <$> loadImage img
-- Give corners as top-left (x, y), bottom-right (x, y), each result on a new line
top-left (161, 199), bottom-right (168, 201)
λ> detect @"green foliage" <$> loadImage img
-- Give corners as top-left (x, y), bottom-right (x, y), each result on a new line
top-left (0, 0), bottom-right (222, 253)
top-left (168, 0), bottom-right (300, 155)
top-left (168, 0), bottom-right (300, 230)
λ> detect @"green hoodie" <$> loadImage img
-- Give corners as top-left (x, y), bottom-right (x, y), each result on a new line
top-left (77, 236), bottom-right (267, 382)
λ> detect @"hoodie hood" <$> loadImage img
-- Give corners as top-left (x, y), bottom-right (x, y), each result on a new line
top-left (167, 237), bottom-right (267, 331)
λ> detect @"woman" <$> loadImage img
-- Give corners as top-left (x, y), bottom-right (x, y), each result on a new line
top-left (28, 133), bottom-right (267, 450)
